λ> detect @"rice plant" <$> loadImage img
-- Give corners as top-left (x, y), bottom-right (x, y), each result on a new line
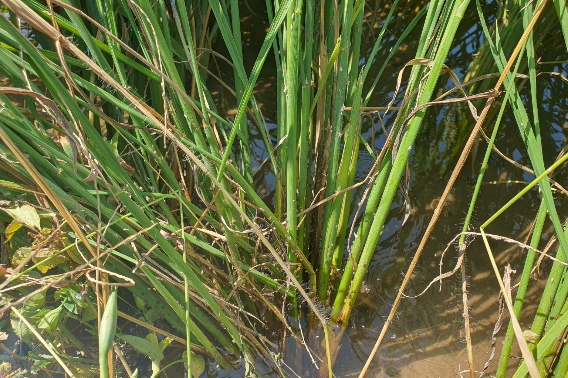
top-left (0, 0), bottom-right (567, 376)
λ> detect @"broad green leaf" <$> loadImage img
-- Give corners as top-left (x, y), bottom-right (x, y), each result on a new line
top-left (183, 351), bottom-right (205, 378)
top-left (0, 203), bottom-right (40, 230)
top-left (11, 247), bottom-right (33, 268)
top-left (191, 353), bottom-right (205, 378)
top-left (10, 312), bottom-right (33, 344)
top-left (37, 305), bottom-right (63, 331)
top-left (144, 308), bottom-right (160, 323)
top-left (81, 302), bottom-right (97, 323)
top-left (145, 332), bottom-right (159, 347)
top-left (144, 332), bottom-right (165, 376)
top-left (117, 334), bottom-right (164, 363)
top-left (55, 287), bottom-right (84, 314)
top-left (26, 291), bottom-right (46, 311)
top-left (134, 295), bottom-right (145, 311)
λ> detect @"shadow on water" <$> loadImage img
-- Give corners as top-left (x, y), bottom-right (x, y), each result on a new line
top-left (206, 0), bottom-right (568, 376)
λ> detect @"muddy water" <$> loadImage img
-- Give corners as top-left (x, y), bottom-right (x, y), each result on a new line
top-left (206, 1), bottom-right (568, 377)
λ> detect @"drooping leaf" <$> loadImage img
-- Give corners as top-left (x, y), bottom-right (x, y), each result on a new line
top-left (32, 249), bottom-right (67, 273)
top-left (6, 225), bottom-right (28, 254)
top-left (5, 220), bottom-right (22, 241)
top-left (158, 337), bottom-right (173, 352)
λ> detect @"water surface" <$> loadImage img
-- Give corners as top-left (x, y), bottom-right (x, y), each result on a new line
top-left (207, 0), bottom-right (568, 376)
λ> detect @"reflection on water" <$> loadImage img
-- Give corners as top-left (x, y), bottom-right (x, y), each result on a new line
top-left (207, 0), bottom-right (568, 376)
